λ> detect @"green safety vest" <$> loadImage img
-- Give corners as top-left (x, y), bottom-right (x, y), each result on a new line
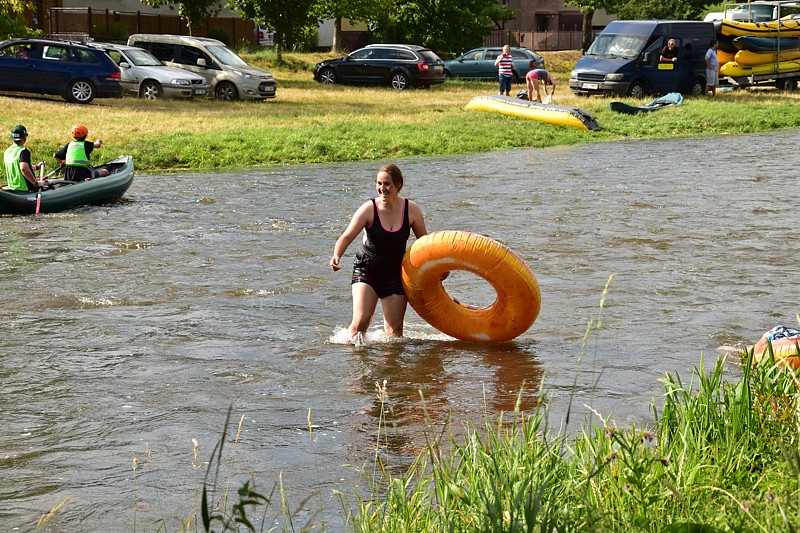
top-left (66, 141), bottom-right (91, 168)
top-left (3, 144), bottom-right (30, 191)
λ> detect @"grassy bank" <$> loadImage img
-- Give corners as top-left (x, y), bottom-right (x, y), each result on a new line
top-left (338, 351), bottom-right (800, 532)
top-left (2, 50), bottom-right (800, 174)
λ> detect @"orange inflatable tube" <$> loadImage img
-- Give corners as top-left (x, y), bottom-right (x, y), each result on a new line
top-left (401, 230), bottom-right (541, 342)
top-left (752, 333), bottom-right (800, 369)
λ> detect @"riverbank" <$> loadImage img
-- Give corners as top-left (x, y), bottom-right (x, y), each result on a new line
top-left (2, 50), bottom-right (800, 173)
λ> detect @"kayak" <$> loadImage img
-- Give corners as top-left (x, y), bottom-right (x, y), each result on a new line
top-left (0, 156), bottom-right (134, 215)
top-left (732, 35), bottom-right (800, 52)
top-left (609, 92), bottom-right (683, 115)
top-left (465, 95), bottom-right (600, 131)
top-left (720, 59), bottom-right (800, 76)
top-left (735, 48), bottom-right (800, 65)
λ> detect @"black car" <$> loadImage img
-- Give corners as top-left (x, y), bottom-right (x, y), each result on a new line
top-left (0, 38), bottom-right (123, 103)
top-left (313, 44), bottom-right (446, 90)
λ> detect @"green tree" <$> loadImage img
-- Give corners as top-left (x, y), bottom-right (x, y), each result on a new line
top-left (1, 0), bottom-right (39, 39)
top-left (612, 0), bottom-right (705, 20)
top-left (374, 0), bottom-right (513, 55)
top-left (139, 0), bottom-right (224, 35)
top-left (565, 0), bottom-right (619, 50)
top-left (228, 0), bottom-right (319, 61)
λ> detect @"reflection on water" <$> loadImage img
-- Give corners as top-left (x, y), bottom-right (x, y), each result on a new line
top-left (2, 129), bottom-right (800, 530)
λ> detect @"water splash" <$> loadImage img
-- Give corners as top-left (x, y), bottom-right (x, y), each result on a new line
top-left (329, 325), bottom-right (451, 345)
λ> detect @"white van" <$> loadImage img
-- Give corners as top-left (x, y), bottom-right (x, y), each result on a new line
top-left (127, 34), bottom-right (277, 100)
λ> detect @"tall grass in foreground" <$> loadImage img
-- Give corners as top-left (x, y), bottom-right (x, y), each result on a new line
top-left (341, 348), bottom-right (800, 532)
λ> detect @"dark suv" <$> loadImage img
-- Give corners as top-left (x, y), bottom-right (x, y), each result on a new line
top-left (313, 44), bottom-right (446, 90)
top-left (0, 38), bottom-right (122, 103)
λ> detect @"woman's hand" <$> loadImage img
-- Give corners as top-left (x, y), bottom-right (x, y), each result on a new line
top-left (330, 255), bottom-right (341, 271)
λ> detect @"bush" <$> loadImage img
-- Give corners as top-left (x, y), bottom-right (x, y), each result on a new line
top-left (209, 27), bottom-right (231, 46)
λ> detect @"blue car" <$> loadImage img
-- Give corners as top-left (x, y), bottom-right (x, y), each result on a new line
top-left (444, 47), bottom-right (545, 82)
top-left (0, 38), bottom-right (123, 103)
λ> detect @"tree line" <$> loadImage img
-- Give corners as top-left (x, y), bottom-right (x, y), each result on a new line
top-left (4, 0), bottom-right (721, 59)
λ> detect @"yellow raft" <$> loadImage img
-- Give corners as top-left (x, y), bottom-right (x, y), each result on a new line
top-left (720, 18), bottom-right (800, 37)
top-left (717, 49), bottom-right (737, 65)
top-left (720, 58), bottom-right (800, 76)
top-left (465, 95), bottom-right (600, 131)
top-left (735, 48), bottom-right (800, 65)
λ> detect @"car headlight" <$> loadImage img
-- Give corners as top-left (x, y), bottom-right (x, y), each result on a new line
top-left (233, 70), bottom-right (257, 80)
top-left (172, 79), bottom-right (191, 86)
top-left (606, 73), bottom-right (624, 81)
top-left (570, 70), bottom-right (578, 79)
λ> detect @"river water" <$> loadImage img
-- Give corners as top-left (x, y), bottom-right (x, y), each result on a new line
top-left (2, 130), bottom-right (799, 531)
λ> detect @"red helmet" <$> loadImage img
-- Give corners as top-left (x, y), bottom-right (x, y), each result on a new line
top-left (71, 124), bottom-right (89, 138)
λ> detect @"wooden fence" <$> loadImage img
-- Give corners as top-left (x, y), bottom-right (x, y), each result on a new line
top-left (47, 7), bottom-right (257, 46)
top-left (486, 29), bottom-right (588, 51)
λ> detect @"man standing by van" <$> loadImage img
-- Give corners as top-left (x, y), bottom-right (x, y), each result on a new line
top-left (705, 39), bottom-right (719, 96)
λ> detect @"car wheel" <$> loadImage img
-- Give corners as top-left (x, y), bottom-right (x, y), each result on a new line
top-left (628, 81), bottom-right (645, 98)
top-left (390, 72), bottom-right (408, 90)
top-left (783, 77), bottom-right (798, 92)
top-left (319, 68), bottom-right (336, 84)
top-left (690, 78), bottom-right (705, 96)
top-left (140, 80), bottom-right (163, 100)
top-left (66, 79), bottom-right (96, 104)
top-left (215, 81), bottom-right (239, 101)
top-left (444, 69), bottom-right (452, 79)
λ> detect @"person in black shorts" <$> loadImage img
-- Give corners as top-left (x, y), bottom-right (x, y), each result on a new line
top-left (330, 163), bottom-right (429, 343)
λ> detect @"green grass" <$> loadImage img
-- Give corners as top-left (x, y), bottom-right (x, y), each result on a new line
top-left (2, 51), bottom-right (800, 176)
top-left (338, 351), bottom-right (800, 532)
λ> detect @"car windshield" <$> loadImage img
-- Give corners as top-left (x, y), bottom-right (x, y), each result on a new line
top-left (586, 33), bottom-right (647, 59)
top-left (124, 48), bottom-right (163, 67)
top-left (206, 45), bottom-right (248, 67)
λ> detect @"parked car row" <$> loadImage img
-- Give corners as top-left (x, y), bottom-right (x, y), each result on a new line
top-left (128, 34), bottom-right (277, 100)
top-left (0, 36), bottom-right (546, 102)
top-left (311, 44), bottom-right (546, 90)
top-left (0, 34), bottom-right (277, 103)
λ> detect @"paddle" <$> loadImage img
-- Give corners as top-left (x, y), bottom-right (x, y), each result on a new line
top-left (35, 163), bottom-right (44, 215)
top-left (44, 165), bottom-right (62, 179)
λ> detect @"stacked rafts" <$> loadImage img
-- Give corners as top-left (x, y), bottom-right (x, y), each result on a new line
top-left (717, 17), bottom-right (800, 77)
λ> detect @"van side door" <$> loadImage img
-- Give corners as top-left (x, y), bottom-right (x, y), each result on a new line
top-left (176, 45), bottom-right (219, 86)
top-left (136, 42), bottom-right (177, 65)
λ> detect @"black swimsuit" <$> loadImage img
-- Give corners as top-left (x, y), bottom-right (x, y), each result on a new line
top-left (351, 198), bottom-right (411, 298)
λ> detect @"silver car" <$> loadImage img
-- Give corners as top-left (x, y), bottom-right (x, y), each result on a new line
top-left (97, 44), bottom-right (208, 100)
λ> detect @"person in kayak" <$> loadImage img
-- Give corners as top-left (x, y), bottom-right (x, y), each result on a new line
top-left (3, 124), bottom-right (45, 192)
top-left (330, 163), bottom-right (429, 343)
top-left (53, 124), bottom-right (109, 182)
